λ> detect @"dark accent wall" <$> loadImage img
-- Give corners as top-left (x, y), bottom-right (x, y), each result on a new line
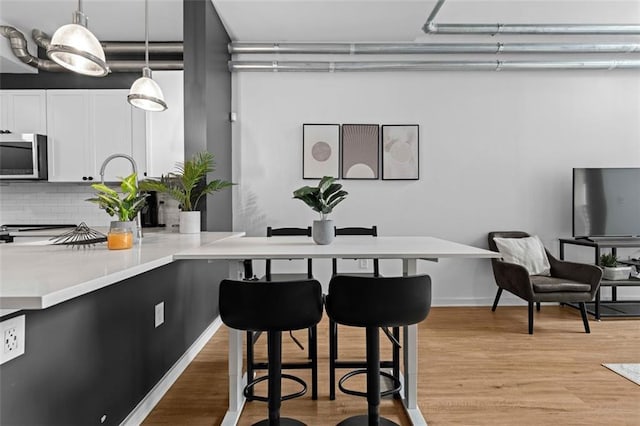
top-left (0, 260), bottom-right (227, 425)
top-left (184, 0), bottom-right (233, 232)
top-left (0, 47), bottom-right (180, 89)
top-left (0, 70), bottom-right (139, 90)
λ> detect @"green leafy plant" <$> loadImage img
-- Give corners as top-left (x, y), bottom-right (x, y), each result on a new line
top-left (292, 176), bottom-right (348, 220)
top-left (600, 253), bottom-right (619, 268)
top-left (139, 151), bottom-right (233, 211)
top-left (86, 172), bottom-right (148, 221)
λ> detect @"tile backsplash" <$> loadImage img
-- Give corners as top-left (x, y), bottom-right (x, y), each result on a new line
top-left (0, 182), bottom-right (180, 228)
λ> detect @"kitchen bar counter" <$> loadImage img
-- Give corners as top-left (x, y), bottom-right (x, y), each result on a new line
top-left (0, 231), bottom-right (244, 310)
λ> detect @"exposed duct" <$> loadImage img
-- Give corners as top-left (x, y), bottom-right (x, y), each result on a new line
top-left (1, 25), bottom-right (60, 72)
top-left (229, 60), bottom-right (640, 72)
top-left (1, 25), bottom-right (183, 72)
top-left (229, 42), bottom-right (640, 55)
top-left (423, 23), bottom-right (640, 35)
top-left (32, 29), bottom-right (183, 55)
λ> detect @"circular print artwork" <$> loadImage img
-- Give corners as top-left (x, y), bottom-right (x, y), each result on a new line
top-left (389, 141), bottom-right (412, 163)
top-left (311, 141), bottom-right (332, 162)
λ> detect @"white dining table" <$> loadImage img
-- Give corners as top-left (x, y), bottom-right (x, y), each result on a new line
top-left (175, 235), bottom-right (500, 426)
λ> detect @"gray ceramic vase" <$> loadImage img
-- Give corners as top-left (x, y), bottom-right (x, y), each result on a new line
top-left (313, 219), bottom-right (334, 245)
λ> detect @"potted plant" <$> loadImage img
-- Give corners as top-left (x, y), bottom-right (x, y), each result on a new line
top-left (140, 151), bottom-right (233, 233)
top-left (600, 253), bottom-right (632, 280)
top-left (293, 176), bottom-right (348, 245)
top-left (86, 172), bottom-right (148, 241)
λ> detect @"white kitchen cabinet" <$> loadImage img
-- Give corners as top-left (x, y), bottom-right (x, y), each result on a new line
top-left (46, 90), bottom-right (92, 182)
top-left (90, 90), bottom-right (145, 181)
top-left (0, 90), bottom-right (47, 134)
top-left (145, 70), bottom-right (184, 177)
top-left (46, 90), bottom-right (147, 182)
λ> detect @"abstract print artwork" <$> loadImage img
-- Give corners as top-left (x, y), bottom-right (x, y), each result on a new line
top-left (341, 124), bottom-right (379, 179)
top-left (381, 125), bottom-right (419, 180)
top-left (303, 124), bottom-right (340, 179)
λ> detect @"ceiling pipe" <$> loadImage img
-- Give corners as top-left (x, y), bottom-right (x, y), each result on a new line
top-left (97, 60), bottom-right (183, 72)
top-left (229, 60), bottom-right (640, 72)
top-left (424, 0), bottom-right (447, 29)
top-left (32, 29), bottom-right (182, 54)
top-left (1, 25), bottom-right (183, 72)
top-left (229, 42), bottom-right (640, 55)
top-left (423, 23), bottom-right (640, 35)
top-left (0, 26), bottom-right (61, 71)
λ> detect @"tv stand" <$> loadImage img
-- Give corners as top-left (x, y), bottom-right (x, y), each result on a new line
top-left (559, 238), bottom-right (640, 319)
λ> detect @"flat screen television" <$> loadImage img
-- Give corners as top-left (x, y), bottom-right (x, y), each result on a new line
top-left (573, 168), bottom-right (640, 238)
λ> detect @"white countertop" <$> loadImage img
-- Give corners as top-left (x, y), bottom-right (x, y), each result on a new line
top-left (0, 231), bottom-right (244, 311)
top-left (1, 233), bottom-right (497, 313)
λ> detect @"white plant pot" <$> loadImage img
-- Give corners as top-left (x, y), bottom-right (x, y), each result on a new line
top-left (313, 219), bottom-right (334, 245)
top-left (179, 211), bottom-right (201, 234)
top-left (603, 266), bottom-right (632, 281)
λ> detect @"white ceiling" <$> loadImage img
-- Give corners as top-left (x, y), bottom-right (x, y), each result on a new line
top-left (0, 0), bottom-right (638, 73)
top-left (212, 0), bottom-right (640, 42)
top-left (0, 0), bottom-right (183, 42)
top-left (0, 0), bottom-right (638, 43)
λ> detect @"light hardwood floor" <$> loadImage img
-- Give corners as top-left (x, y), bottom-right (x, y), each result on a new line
top-left (143, 306), bottom-right (640, 425)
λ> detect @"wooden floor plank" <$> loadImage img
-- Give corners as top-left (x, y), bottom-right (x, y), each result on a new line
top-left (143, 306), bottom-right (640, 425)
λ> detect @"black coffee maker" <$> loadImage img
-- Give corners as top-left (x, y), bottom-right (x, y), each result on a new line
top-left (141, 191), bottom-right (159, 227)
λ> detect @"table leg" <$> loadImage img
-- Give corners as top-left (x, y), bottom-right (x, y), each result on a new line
top-left (402, 258), bottom-right (428, 425)
top-left (221, 261), bottom-right (247, 426)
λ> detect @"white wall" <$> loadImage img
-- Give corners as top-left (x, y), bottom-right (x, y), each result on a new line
top-left (231, 69), bottom-right (640, 305)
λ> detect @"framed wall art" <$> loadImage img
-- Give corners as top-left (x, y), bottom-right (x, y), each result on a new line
top-left (341, 124), bottom-right (379, 179)
top-left (381, 124), bottom-right (419, 180)
top-left (303, 124), bottom-right (340, 179)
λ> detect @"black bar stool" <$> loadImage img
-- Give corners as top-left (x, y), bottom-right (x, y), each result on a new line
top-left (325, 275), bottom-right (432, 426)
top-left (330, 226), bottom-right (400, 401)
top-left (244, 226), bottom-right (319, 400)
top-left (220, 279), bottom-right (323, 426)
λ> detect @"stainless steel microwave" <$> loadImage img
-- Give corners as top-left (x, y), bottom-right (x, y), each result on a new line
top-left (0, 133), bottom-right (48, 180)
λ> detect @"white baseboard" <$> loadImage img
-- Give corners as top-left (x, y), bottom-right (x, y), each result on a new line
top-left (433, 293), bottom-right (528, 307)
top-left (121, 316), bottom-right (223, 426)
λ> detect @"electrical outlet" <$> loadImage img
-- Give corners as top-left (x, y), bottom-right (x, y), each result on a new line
top-left (358, 259), bottom-right (369, 269)
top-left (155, 302), bottom-right (164, 328)
top-left (1, 314), bottom-right (25, 364)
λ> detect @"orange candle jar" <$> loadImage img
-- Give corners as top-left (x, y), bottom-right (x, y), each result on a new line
top-left (107, 228), bottom-right (133, 250)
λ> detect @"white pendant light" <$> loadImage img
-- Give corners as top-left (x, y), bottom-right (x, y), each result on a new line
top-left (47, 0), bottom-right (109, 77)
top-left (128, 0), bottom-right (167, 112)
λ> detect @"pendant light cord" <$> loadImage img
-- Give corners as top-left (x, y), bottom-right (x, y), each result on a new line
top-left (145, 0), bottom-right (149, 67)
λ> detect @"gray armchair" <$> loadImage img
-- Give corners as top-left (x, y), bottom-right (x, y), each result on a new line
top-left (488, 231), bottom-right (602, 334)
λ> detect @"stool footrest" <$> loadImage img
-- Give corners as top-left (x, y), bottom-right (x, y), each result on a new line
top-left (336, 414), bottom-right (399, 426)
top-left (244, 373), bottom-right (307, 402)
top-left (334, 360), bottom-right (396, 369)
top-left (338, 369), bottom-right (402, 398)
top-left (253, 418), bottom-right (307, 426)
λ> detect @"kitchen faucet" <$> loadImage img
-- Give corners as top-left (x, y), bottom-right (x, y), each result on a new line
top-left (99, 154), bottom-right (143, 240)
